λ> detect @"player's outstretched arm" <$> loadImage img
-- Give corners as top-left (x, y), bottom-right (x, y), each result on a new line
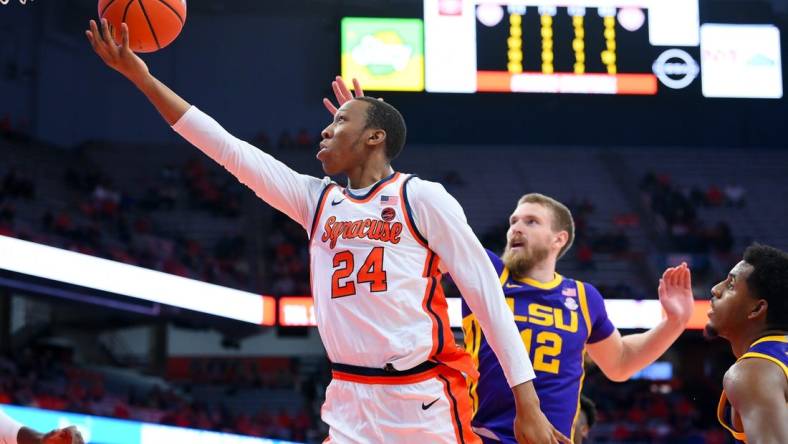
top-left (587, 264), bottom-right (694, 381)
top-left (724, 358), bottom-right (788, 444)
top-left (85, 18), bottom-right (322, 228)
top-left (85, 19), bottom-right (190, 125)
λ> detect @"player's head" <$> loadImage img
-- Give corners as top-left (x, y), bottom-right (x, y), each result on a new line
top-left (318, 97), bottom-right (406, 176)
top-left (706, 243), bottom-right (788, 341)
top-left (502, 193), bottom-right (574, 278)
top-left (573, 395), bottom-right (597, 444)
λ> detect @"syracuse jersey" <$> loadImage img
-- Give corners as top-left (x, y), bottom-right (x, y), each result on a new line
top-left (462, 250), bottom-right (615, 442)
top-left (310, 172), bottom-right (472, 374)
top-left (717, 335), bottom-right (788, 443)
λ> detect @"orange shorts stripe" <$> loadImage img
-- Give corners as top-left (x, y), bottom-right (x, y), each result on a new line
top-left (438, 367), bottom-right (482, 444)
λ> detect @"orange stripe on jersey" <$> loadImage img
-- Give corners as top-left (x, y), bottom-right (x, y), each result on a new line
top-left (309, 183), bottom-right (336, 242)
top-left (331, 367), bottom-right (441, 385)
top-left (342, 172), bottom-right (401, 203)
top-left (437, 367), bottom-right (482, 444)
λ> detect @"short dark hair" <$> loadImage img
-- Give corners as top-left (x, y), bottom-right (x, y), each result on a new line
top-left (355, 97), bottom-right (406, 161)
top-left (579, 395), bottom-right (597, 428)
top-left (743, 243), bottom-right (788, 329)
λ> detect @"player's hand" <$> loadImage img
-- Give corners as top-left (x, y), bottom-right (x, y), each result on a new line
top-left (323, 76), bottom-right (365, 116)
top-left (514, 408), bottom-right (571, 444)
top-left (86, 19), bottom-right (149, 84)
top-left (41, 426), bottom-right (84, 444)
top-left (657, 262), bottom-right (694, 326)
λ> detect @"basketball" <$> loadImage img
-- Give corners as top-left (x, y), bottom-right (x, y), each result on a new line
top-left (98, 0), bottom-right (187, 53)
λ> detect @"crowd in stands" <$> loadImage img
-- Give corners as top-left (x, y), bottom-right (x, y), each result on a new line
top-left (0, 347), bottom-right (321, 442)
top-left (0, 159), bottom-right (251, 292)
top-left (640, 172), bottom-right (737, 256)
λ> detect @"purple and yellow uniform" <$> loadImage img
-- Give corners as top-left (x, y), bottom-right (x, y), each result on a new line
top-left (717, 335), bottom-right (788, 443)
top-left (461, 250), bottom-right (615, 442)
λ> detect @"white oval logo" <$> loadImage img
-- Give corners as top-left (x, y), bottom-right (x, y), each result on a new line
top-left (652, 49), bottom-right (700, 90)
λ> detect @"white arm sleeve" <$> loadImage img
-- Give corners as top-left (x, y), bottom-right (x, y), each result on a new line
top-left (0, 409), bottom-right (21, 444)
top-left (172, 106), bottom-right (326, 230)
top-left (408, 178), bottom-right (535, 387)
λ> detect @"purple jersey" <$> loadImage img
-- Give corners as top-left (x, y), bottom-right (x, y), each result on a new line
top-left (717, 335), bottom-right (788, 443)
top-left (462, 250), bottom-right (615, 442)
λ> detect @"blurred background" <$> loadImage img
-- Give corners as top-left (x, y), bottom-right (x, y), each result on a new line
top-left (0, 0), bottom-right (785, 443)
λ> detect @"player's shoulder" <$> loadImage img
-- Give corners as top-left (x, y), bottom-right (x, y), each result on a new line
top-left (570, 278), bottom-right (603, 300)
top-left (724, 357), bottom-right (786, 401)
top-left (401, 175), bottom-right (449, 197)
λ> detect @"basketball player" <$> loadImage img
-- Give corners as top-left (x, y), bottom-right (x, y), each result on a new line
top-left (0, 409), bottom-right (83, 444)
top-left (462, 194), bottom-right (695, 443)
top-left (571, 396), bottom-right (595, 444)
top-left (706, 244), bottom-right (788, 443)
top-left (85, 20), bottom-right (567, 444)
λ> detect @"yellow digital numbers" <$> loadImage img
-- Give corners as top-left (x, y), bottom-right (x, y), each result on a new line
top-left (569, 7), bottom-right (586, 74)
top-left (508, 13), bottom-right (524, 73)
top-left (600, 8), bottom-right (617, 74)
top-left (539, 6), bottom-right (556, 74)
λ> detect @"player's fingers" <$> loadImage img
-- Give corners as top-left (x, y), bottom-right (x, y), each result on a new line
top-left (331, 81), bottom-right (344, 103)
top-left (85, 30), bottom-right (97, 49)
top-left (658, 280), bottom-right (668, 302)
top-left (322, 98), bottom-right (338, 116)
top-left (352, 77), bottom-right (364, 97)
top-left (336, 75), bottom-right (353, 100)
top-left (121, 22), bottom-right (130, 51)
top-left (682, 266), bottom-right (692, 290)
top-left (90, 20), bottom-right (103, 45)
top-left (555, 428), bottom-right (572, 444)
top-left (101, 18), bottom-right (114, 45)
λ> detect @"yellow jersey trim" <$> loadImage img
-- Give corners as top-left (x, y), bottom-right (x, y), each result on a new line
top-left (500, 266), bottom-right (563, 290)
top-left (513, 273), bottom-right (564, 290)
top-left (739, 352), bottom-right (788, 379)
top-left (717, 391), bottom-right (747, 442)
top-left (499, 267), bottom-right (510, 285)
top-left (463, 314), bottom-right (482, 415)
top-left (750, 335), bottom-right (788, 347)
top-left (569, 343), bottom-right (589, 442)
top-left (577, 281), bottom-right (593, 335)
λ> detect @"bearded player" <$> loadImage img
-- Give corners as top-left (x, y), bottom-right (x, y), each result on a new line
top-left (462, 193), bottom-right (695, 443)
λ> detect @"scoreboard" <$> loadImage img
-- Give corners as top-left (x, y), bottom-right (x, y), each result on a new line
top-left (425, 0), bottom-right (701, 94)
top-left (340, 0), bottom-right (783, 98)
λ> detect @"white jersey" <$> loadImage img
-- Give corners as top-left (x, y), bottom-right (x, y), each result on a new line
top-left (172, 106), bottom-right (535, 386)
top-left (0, 408), bottom-right (22, 444)
top-left (309, 172), bottom-right (455, 371)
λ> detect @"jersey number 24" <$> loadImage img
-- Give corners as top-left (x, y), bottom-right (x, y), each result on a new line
top-left (331, 248), bottom-right (388, 298)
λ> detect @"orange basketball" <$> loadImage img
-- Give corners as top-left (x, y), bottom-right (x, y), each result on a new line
top-left (98, 0), bottom-right (187, 53)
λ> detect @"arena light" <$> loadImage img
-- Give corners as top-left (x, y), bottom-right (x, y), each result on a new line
top-left (0, 404), bottom-right (300, 444)
top-left (276, 295), bottom-right (710, 330)
top-left (0, 235), bottom-right (275, 326)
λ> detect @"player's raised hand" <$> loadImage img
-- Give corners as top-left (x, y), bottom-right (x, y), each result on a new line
top-left (657, 262), bottom-right (694, 326)
top-left (322, 76), bottom-right (365, 116)
top-left (41, 426), bottom-right (84, 444)
top-left (86, 19), bottom-right (149, 83)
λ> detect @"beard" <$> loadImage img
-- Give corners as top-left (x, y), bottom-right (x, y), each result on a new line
top-left (502, 241), bottom-right (550, 279)
top-left (703, 324), bottom-right (720, 340)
